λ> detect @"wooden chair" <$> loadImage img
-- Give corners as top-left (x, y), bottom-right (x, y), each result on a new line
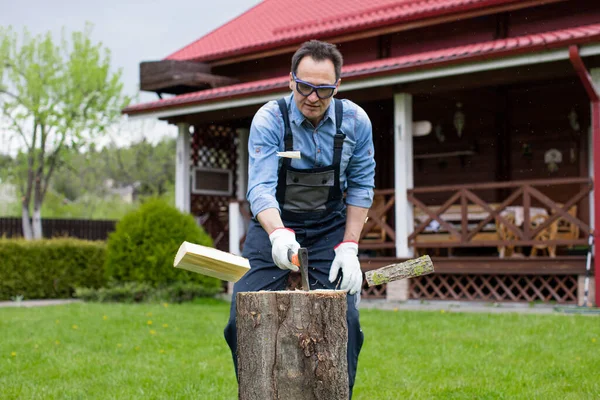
top-left (530, 214), bottom-right (558, 258)
top-left (495, 213), bottom-right (517, 258)
top-left (555, 205), bottom-right (579, 248)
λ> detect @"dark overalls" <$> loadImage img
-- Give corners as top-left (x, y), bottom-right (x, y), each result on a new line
top-left (224, 98), bottom-right (364, 398)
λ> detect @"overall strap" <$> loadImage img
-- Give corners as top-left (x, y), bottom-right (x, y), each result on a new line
top-left (332, 99), bottom-right (345, 166)
top-left (277, 98), bottom-right (294, 153)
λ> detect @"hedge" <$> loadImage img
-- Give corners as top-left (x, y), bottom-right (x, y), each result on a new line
top-left (0, 238), bottom-right (106, 301)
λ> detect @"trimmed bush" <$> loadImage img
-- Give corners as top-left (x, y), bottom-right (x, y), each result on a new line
top-left (103, 198), bottom-right (220, 292)
top-left (74, 282), bottom-right (153, 303)
top-left (0, 238), bottom-right (106, 301)
top-left (74, 281), bottom-right (221, 303)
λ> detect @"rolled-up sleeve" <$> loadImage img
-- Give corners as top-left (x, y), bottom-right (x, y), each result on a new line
top-left (345, 106), bottom-right (375, 208)
top-left (246, 105), bottom-right (283, 217)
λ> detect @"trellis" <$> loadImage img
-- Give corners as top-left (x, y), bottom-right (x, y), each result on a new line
top-left (410, 273), bottom-right (578, 303)
top-left (190, 124), bottom-right (238, 251)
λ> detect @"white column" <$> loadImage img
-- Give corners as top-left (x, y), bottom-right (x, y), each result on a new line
top-left (393, 93), bottom-right (415, 258)
top-left (229, 128), bottom-right (250, 258)
top-left (175, 122), bottom-right (191, 213)
top-left (236, 128), bottom-right (250, 201)
top-left (229, 202), bottom-right (242, 256)
top-left (228, 128), bottom-right (250, 295)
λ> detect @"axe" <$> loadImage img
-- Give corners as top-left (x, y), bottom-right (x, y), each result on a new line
top-left (174, 241), bottom-right (433, 287)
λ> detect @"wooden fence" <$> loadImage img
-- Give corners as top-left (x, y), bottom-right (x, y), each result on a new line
top-left (0, 218), bottom-right (117, 241)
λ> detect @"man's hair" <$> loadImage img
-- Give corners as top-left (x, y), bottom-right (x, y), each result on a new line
top-left (291, 40), bottom-right (343, 81)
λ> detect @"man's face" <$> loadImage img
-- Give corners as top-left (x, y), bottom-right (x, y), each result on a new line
top-left (289, 56), bottom-right (339, 126)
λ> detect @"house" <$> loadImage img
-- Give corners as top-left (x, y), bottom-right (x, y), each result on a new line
top-left (123, 0), bottom-right (600, 306)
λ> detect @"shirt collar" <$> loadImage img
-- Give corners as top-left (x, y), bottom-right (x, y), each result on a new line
top-left (288, 92), bottom-right (335, 127)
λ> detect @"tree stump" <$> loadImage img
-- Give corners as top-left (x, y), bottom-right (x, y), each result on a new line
top-left (236, 290), bottom-right (349, 400)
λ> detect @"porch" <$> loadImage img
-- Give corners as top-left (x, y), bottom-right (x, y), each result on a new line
top-left (355, 177), bottom-right (592, 304)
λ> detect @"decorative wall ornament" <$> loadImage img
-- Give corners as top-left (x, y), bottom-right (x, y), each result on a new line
top-left (453, 102), bottom-right (465, 138)
top-left (568, 109), bottom-right (580, 132)
top-left (544, 148), bottom-right (562, 173)
top-left (435, 123), bottom-right (445, 143)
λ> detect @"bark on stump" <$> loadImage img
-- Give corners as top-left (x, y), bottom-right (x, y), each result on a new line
top-left (236, 290), bottom-right (348, 400)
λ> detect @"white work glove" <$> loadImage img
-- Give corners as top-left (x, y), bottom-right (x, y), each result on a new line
top-left (268, 228), bottom-right (300, 272)
top-left (328, 241), bottom-right (363, 295)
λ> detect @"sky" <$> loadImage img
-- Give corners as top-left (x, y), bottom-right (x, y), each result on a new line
top-left (0, 0), bottom-right (262, 153)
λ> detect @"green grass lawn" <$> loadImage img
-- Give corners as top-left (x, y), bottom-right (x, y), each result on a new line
top-left (1, 300), bottom-right (598, 399)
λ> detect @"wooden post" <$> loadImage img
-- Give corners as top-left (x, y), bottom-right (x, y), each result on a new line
top-left (236, 290), bottom-right (349, 400)
top-left (393, 93), bottom-right (414, 258)
top-left (175, 122), bottom-right (191, 214)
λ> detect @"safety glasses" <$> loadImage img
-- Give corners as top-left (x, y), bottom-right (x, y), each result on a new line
top-left (292, 73), bottom-right (338, 99)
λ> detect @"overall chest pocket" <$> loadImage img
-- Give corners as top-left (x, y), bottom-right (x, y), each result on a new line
top-left (283, 169), bottom-right (335, 212)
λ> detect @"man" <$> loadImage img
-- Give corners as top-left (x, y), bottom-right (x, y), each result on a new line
top-left (224, 39), bottom-right (376, 397)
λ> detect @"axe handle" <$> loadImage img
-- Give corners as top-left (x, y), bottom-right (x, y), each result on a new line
top-left (290, 253), bottom-right (300, 267)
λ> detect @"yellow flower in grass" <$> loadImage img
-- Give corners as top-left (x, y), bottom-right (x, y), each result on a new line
top-left (159, 349), bottom-right (165, 354)
top-left (162, 324), bottom-right (168, 328)
top-left (593, 338), bottom-right (597, 343)
top-left (147, 320), bottom-right (153, 325)
top-left (440, 309), bottom-right (446, 314)
top-left (163, 303), bottom-right (169, 308)
top-left (117, 344), bottom-right (122, 348)
top-left (72, 325), bottom-right (78, 330)
top-left (103, 315), bottom-right (108, 321)
top-left (10, 352), bottom-right (16, 357)
top-left (55, 320), bottom-right (60, 324)
top-left (149, 330), bottom-right (156, 335)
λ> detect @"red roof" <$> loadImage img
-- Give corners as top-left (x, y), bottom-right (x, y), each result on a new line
top-left (123, 23), bottom-right (600, 116)
top-left (167, 0), bottom-right (522, 62)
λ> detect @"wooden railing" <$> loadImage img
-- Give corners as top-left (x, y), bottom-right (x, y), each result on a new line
top-left (234, 178), bottom-right (593, 256)
top-left (359, 189), bottom-right (396, 251)
top-left (408, 177), bottom-right (592, 251)
top-left (359, 178), bottom-right (592, 255)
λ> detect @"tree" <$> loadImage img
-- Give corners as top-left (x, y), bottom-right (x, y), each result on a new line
top-left (0, 24), bottom-right (130, 239)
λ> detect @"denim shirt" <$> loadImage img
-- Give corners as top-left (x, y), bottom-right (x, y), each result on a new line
top-left (247, 92), bottom-right (376, 217)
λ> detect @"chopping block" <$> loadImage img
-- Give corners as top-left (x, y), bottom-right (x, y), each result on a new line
top-left (236, 290), bottom-right (349, 400)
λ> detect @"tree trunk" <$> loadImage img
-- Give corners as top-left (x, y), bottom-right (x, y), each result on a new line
top-left (237, 290), bottom-right (349, 400)
top-left (32, 206), bottom-right (43, 239)
top-left (21, 205), bottom-right (33, 240)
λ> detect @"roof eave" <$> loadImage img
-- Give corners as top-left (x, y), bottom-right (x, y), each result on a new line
top-left (124, 41), bottom-right (600, 120)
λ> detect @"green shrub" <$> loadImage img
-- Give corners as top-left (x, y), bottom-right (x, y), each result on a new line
top-left (104, 198), bottom-right (221, 292)
top-left (74, 281), bottom-right (221, 303)
top-left (0, 238), bottom-right (106, 301)
top-left (152, 281), bottom-right (222, 303)
top-left (74, 282), bottom-right (153, 303)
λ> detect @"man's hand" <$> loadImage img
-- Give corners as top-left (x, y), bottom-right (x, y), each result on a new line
top-left (268, 228), bottom-right (300, 272)
top-left (328, 241), bottom-right (363, 295)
